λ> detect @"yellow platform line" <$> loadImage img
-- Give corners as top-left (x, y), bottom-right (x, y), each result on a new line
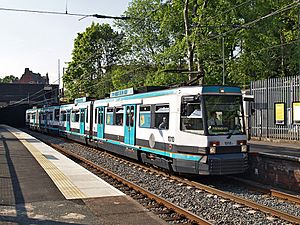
top-left (11, 131), bottom-right (86, 199)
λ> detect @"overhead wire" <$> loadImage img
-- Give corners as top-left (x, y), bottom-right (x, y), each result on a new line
top-left (207, 1), bottom-right (300, 41)
top-left (0, 5), bottom-right (132, 109)
top-left (29, 96), bottom-right (58, 106)
top-left (29, 89), bottom-right (57, 102)
top-left (206, 39), bottom-right (299, 65)
top-left (7, 88), bottom-right (58, 108)
top-left (0, 7), bottom-right (131, 20)
top-left (200, 0), bottom-right (254, 25)
top-left (2, 74), bottom-right (63, 109)
top-left (2, 1), bottom-right (299, 107)
top-left (193, 1), bottom-right (300, 80)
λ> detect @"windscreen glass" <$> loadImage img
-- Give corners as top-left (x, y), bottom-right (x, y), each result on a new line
top-left (203, 95), bottom-right (245, 136)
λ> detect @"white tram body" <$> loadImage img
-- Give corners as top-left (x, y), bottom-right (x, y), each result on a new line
top-left (42, 106), bottom-right (60, 133)
top-left (26, 86), bottom-right (248, 175)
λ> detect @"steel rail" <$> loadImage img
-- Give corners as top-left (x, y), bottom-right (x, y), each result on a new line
top-left (50, 143), bottom-right (212, 225)
top-left (187, 181), bottom-right (300, 224)
top-left (271, 189), bottom-right (300, 205)
top-left (97, 149), bottom-right (300, 224)
top-left (33, 132), bottom-right (299, 225)
top-left (228, 176), bottom-right (300, 205)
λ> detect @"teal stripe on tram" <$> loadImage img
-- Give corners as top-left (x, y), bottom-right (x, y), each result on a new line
top-left (63, 130), bottom-right (89, 138)
top-left (93, 136), bottom-right (202, 161)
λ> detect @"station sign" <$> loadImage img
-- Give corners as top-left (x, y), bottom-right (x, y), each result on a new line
top-left (110, 88), bottom-right (134, 98)
top-left (74, 97), bottom-right (87, 104)
top-left (274, 102), bottom-right (285, 125)
top-left (293, 102), bottom-right (300, 124)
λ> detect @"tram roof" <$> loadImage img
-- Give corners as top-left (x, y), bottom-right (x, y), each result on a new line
top-left (94, 85), bottom-right (242, 105)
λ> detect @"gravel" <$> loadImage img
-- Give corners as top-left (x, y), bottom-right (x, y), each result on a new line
top-left (28, 130), bottom-right (297, 225)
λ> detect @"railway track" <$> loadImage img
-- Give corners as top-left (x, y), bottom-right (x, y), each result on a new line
top-left (228, 176), bottom-right (300, 205)
top-left (100, 149), bottom-right (300, 224)
top-left (53, 142), bottom-right (211, 225)
top-left (26, 130), bottom-right (300, 224)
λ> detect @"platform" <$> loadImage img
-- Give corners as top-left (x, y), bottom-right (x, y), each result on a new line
top-left (0, 124), bottom-right (167, 225)
top-left (249, 139), bottom-right (300, 159)
top-left (5, 125), bottom-right (124, 199)
top-left (246, 139), bottom-right (300, 193)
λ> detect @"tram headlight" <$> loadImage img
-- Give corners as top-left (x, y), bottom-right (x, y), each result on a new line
top-left (209, 146), bottom-right (217, 154)
top-left (241, 145), bottom-right (248, 152)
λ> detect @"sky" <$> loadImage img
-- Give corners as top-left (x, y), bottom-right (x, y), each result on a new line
top-left (0, 0), bottom-right (131, 84)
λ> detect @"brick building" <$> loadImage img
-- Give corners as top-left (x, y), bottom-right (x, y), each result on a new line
top-left (0, 83), bottom-right (59, 127)
top-left (17, 68), bottom-right (49, 84)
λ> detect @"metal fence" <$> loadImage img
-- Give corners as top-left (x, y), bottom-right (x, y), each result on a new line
top-left (250, 76), bottom-right (300, 141)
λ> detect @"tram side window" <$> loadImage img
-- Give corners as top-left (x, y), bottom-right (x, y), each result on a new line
top-left (106, 108), bottom-right (114, 125)
top-left (86, 108), bottom-right (88, 123)
top-left (54, 109), bottom-right (59, 121)
top-left (95, 108), bottom-right (98, 124)
top-left (115, 107), bottom-right (124, 126)
top-left (180, 96), bottom-right (204, 135)
top-left (75, 111), bottom-right (80, 122)
top-left (71, 111), bottom-right (75, 122)
top-left (139, 105), bottom-right (151, 128)
top-left (60, 111), bottom-right (66, 121)
top-left (155, 104), bottom-right (169, 130)
top-left (71, 110), bottom-right (80, 122)
top-left (49, 112), bottom-right (53, 121)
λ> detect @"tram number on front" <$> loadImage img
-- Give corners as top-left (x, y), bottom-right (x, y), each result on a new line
top-left (168, 136), bottom-right (175, 142)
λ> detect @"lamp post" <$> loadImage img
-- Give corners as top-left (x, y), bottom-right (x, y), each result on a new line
top-left (209, 31), bottom-right (226, 85)
top-left (61, 67), bottom-right (67, 99)
top-left (222, 36), bottom-right (225, 85)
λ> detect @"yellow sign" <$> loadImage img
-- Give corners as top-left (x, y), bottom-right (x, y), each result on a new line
top-left (275, 103), bottom-right (285, 124)
top-left (293, 102), bottom-right (300, 122)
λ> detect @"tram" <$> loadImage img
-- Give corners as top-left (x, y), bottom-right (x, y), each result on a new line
top-left (26, 86), bottom-right (248, 175)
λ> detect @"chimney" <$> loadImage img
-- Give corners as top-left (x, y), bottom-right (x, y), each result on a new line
top-left (45, 73), bottom-right (49, 84)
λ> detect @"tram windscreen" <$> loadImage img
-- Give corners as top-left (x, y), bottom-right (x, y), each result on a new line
top-left (203, 95), bottom-right (245, 135)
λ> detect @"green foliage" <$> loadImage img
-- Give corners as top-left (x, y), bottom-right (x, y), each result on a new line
top-left (111, 65), bottom-right (149, 90)
top-left (0, 75), bottom-right (19, 83)
top-left (64, 23), bottom-right (123, 100)
top-left (65, 0), bottom-right (299, 97)
top-left (192, 0), bottom-right (300, 85)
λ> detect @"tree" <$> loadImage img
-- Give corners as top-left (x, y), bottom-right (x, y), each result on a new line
top-left (191, 0), bottom-right (300, 86)
top-left (65, 0), bottom-right (299, 94)
top-left (115, 0), bottom-right (190, 87)
top-left (0, 75), bottom-right (19, 83)
top-left (64, 22), bottom-right (123, 100)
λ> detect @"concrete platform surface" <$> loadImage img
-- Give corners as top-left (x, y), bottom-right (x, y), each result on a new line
top-left (4, 125), bottom-right (124, 200)
top-left (249, 140), bottom-right (300, 159)
top-left (0, 124), bottom-right (168, 225)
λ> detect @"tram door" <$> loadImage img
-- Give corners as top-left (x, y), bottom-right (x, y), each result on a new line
top-left (34, 111), bottom-right (38, 128)
top-left (124, 105), bottom-right (136, 145)
top-left (97, 107), bottom-right (105, 138)
top-left (66, 110), bottom-right (71, 132)
top-left (80, 109), bottom-right (85, 135)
